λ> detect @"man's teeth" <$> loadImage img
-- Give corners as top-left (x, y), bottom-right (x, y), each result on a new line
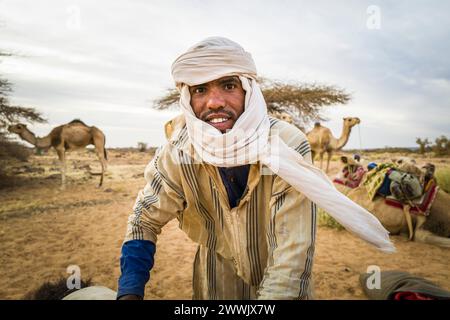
top-left (209, 117), bottom-right (229, 124)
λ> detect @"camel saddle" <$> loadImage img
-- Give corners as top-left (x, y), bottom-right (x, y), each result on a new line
top-left (385, 182), bottom-right (439, 217)
top-left (336, 162), bottom-right (439, 241)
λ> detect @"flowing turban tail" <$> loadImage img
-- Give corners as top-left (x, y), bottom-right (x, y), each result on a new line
top-left (171, 37), bottom-right (395, 253)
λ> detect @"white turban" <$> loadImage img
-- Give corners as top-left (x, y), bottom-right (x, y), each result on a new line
top-left (172, 37), bottom-right (257, 86)
top-left (171, 37), bottom-right (395, 253)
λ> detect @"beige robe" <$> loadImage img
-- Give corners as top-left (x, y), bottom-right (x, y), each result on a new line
top-left (124, 115), bottom-right (316, 300)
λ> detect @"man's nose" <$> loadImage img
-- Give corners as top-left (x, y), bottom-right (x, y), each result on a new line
top-left (205, 88), bottom-right (226, 110)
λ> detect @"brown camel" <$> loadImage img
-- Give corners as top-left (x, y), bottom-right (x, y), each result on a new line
top-left (269, 110), bottom-right (294, 124)
top-left (8, 119), bottom-right (107, 189)
top-left (333, 162), bottom-right (450, 248)
top-left (306, 117), bottom-right (360, 172)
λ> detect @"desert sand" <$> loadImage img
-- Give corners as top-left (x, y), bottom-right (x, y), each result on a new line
top-left (0, 149), bottom-right (448, 299)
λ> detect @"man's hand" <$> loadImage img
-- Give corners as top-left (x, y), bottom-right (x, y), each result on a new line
top-left (118, 294), bottom-right (143, 300)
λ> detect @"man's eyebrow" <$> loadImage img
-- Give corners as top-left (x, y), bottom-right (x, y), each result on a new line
top-left (218, 77), bottom-right (239, 85)
top-left (190, 77), bottom-right (239, 91)
top-left (190, 83), bottom-right (207, 90)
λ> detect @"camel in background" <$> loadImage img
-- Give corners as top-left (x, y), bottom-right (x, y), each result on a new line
top-left (8, 120), bottom-right (107, 189)
top-left (334, 157), bottom-right (450, 248)
top-left (269, 110), bottom-right (294, 124)
top-left (307, 117), bottom-right (360, 172)
top-left (344, 184), bottom-right (450, 248)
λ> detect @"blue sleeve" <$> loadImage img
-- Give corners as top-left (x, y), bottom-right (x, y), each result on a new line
top-left (117, 239), bottom-right (156, 299)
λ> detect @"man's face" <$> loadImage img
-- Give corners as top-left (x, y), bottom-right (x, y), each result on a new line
top-left (189, 76), bottom-right (245, 133)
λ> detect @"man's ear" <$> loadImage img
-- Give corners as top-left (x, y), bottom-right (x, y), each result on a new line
top-left (164, 120), bottom-right (174, 140)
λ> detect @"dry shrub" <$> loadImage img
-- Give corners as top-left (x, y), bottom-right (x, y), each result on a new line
top-left (0, 137), bottom-right (31, 161)
top-left (317, 208), bottom-right (344, 230)
top-left (137, 142), bottom-right (147, 152)
top-left (435, 167), bottom-right (450, 193)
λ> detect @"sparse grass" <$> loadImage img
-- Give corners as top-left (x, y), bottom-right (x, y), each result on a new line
top-left (435, 167), bottom-right (450, 193)
top-left (317, 208), bottom-right (344, 230)
top-left (312, 153), bottom-right (341, 162)
top-left (330, 154), bottom-right (341, 161)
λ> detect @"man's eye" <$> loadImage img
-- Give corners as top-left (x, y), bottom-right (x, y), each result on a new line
top-left (193, 87), bottom-right (205, 94)
top-left (224, 83), bottom-right (236, 90)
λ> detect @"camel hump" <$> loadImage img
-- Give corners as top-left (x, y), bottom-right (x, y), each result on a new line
top-left (68, 119), bottom-right (88, 126)
top-left (90, 125), bottom-right (105, 135)
top-left (314, 122), bottom-right (321, 128)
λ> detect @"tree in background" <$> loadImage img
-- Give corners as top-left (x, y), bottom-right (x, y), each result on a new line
top-left (433, 135), bottom-right (449, 156)
top-left (137, 142), bottom-right (147, 152)
top-left (416, 137), bottom-right (431, 154)
top-left (0, 51), bottom-right (46, 161)
top-left (153, 78), bottom-right (350, 131)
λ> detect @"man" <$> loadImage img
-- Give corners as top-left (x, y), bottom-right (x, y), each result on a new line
top-left (117, 37), bottom-right (394, 300)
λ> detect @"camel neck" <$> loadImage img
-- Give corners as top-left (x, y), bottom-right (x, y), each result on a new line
top-left (20, 129), bottom-right (51, 148)
top-left (336, 124), bottom-right (353, 150)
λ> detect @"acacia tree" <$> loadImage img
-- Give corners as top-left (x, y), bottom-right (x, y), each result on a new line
top-left (416, 138), bottom-right (430, 154)
top-left (137, 142), bottom-right (148, 152)
top-left (152, 77), bottom-right (350, 130)
top-left (433, 136), bottom-right (449, 156)
top-left (0, 51), bottom-right (46, 160)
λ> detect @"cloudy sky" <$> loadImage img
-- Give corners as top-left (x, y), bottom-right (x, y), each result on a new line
top-left (1, 0), bottom-right (449, 149)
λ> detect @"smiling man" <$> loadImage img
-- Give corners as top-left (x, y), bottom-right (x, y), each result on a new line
top-left (190, 76), bottom-right (244, 133)
top-left (117, 37), bottom-right (394, 300)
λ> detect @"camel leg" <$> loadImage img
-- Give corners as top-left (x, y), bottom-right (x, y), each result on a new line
top-left (311, 150), bottom-right (316, 164)
top-left (56, 148), bottom-right (66, 190)
top-left (414, 215), bottom-right (450, 248)
top-left (326, 151), bottom-right (332, 173)
top-left (97, 156), bottom-right (106, 188)
top-left (93, 139), bottom-right (107, 188)
top-left (319, 152), bottom-right (324, 169)
top-left (415, 228), bottom-right (450, 248)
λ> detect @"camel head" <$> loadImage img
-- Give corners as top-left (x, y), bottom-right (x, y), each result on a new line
top-left (392, 157), bottom-right (416, 166)
top-left (270, 111), bottom-right (294, 124)
top-left (279, 113), bottom-right (293, 124)
top-left (343, 117), bottom-right (361, 128)
top-left (340, 155), bottom-right (360, 167)
top-left (7, 123), bottom-right (28, 135)
top-left (390, 157), bottom-right (424, 176)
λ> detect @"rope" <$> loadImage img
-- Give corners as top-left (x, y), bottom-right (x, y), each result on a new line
top-left (358, 124), bottom-right (363, 156)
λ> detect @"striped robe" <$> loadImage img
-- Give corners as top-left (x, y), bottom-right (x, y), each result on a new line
top-left (124, 114), bottom-right (317, 300)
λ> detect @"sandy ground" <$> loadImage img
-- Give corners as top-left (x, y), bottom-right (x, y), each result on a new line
top-left (0, 149), bottom-right (448, 300)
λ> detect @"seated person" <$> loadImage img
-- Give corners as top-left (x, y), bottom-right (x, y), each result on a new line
top-left (334, 155), bottom-right (366, 188)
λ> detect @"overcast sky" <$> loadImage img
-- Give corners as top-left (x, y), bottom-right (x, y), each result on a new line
top-left (1, 0), bottom-right (449, 149)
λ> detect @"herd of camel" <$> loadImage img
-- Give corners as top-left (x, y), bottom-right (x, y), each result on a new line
top-left (7, 114), bottom-right (450, 248)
